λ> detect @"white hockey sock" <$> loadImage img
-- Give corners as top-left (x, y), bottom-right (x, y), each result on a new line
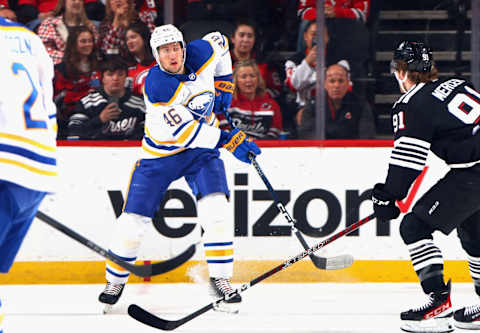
top-left (0, 298), bottom-right (3, 333)
top-left (198, 193), bottom-right (234, 278)
top-left (106, 212), bottom-right (150, 284)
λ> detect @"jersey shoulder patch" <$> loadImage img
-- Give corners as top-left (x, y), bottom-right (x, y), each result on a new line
top-left (185, 40), bottom-right (214, 74)
top-left (144, 66), bottom-right (182, 105)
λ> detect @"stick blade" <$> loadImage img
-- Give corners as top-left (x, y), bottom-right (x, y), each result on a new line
top-left (128, 304), bottom-right (177, 331)
top-left (324, 254), bottom-right (354, 270)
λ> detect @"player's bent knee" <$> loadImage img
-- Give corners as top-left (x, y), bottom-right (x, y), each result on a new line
top-left (399, 213), bottom-right (434, 245)
top-left (111, 212), bottom-right (151, 249)
top-left (197, 193), bottom-right (232, 238)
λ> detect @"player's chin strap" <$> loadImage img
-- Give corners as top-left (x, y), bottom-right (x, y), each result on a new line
top-left (223, 109), bottom-right (354, 271)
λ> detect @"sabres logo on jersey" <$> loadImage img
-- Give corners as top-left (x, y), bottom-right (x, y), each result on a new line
top-left (185, 91), bottom-right (214, 121)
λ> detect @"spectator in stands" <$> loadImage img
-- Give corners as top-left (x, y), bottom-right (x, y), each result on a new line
top-left (37, 0), bottom-right (99, 64)
top-left (0, 0), bottom-right (17, 20)
top-left (67, 56), bottom-right (146, 140)
top-left (54, 26), bottom-right (100, 138)
top-left (14, 0), bottom-right (102, 30)
top-left (99, 0), bottom-right (155, 58)
top-left (285, 21), bottom-right (328, 113)
top-left (297, 63), bottom-right (373, 139)
top-left (230, 19), bottom-right (283, 99)
top-left (298, 0), bottom-right (370, 23)
top-left (296, 0), bottom-right (370, 52)
top-left (219, 59), bottom-right (283, 140)
top-left (125, 22), bottom-right (155, 97)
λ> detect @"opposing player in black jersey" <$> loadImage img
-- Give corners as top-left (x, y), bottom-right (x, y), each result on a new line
top-left (371, 41), bottom-right (480, 333)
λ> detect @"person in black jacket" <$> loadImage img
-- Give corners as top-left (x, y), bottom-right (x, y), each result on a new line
top-left (67, 56), bottom-right (146, 140)
top-left (297, 63), bottom-right (373, 139)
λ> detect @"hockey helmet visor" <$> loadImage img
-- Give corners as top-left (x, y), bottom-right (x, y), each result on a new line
top-left (390, 41), bottom-right (433, 74)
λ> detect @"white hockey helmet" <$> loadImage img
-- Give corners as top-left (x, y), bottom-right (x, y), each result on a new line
top-left (150, 24), bottom-right (186, 72)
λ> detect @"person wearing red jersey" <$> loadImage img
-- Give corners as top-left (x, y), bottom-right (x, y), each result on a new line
top-left (125, 22), bottom-right (155, 96)
top-left (219, 59), bottom-right (283, 140)
top-left (298, 0), bottom-right (370, 23)
top-left (54, 25), bottom-right (100, 138)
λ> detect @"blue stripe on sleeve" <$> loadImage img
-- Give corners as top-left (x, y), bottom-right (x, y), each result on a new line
top-left (184, 122), bottom-right (203, 148)
top-left (0, 143), bottom-right (56, 165)
top-left (173, 120), bottom-right (193, 136)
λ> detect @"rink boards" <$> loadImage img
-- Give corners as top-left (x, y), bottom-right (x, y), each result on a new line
top-left (3, 141), bottom-right (473, 284)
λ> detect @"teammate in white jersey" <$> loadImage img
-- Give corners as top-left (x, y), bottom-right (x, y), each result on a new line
top-left (0, 17), bottom-right (58, 332)
top-left (98, 24), bottom-right (261, 313)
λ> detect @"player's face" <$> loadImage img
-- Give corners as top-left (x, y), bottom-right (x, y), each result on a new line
top-left (236, 65), bottom-right (258, 98)
top-left (231, 25), bottom-right (255, 54)
top-left (76, 31), bottom-right (94, 57)
top-left (126, 30), bottom-right (144, 56)
top-left (325, 66), bottom-right (349, 100)
top-left (158, 42), bottom-right (184, 74)
top-left (65, 0), bottom-right (83, 16)
top-left (102, 69), bottom-right (127, 95)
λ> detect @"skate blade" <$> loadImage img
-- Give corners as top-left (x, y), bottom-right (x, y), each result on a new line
top-left (102, 304), bottom-right (114, 314)
top-left (213, 301), bottom-right (239, 314)
top-left (454, 320), bottom-right (480, 330)
top-left (401, 317), bottom-right (454, 333)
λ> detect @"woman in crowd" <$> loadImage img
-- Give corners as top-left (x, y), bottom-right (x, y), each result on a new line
top-left (230, 19), bottom-right (283, 100)
top-left (125, 22), bottom-right (155, 97)
top-left (37, 0), bottom-right (98, 64)
top-left (220, 59), bottom-right (283, 140)
top-left (54, 25), bottom-right (100, 138)
top-left (99, 0), bottom-right (155, 57)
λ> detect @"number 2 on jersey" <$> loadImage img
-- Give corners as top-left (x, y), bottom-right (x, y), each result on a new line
top-left (11, 62), bottom-right (47, 129)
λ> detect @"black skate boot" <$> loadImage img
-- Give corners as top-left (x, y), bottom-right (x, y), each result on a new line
top-left (454, 304), bottom-right (480, 329)
top-left (99, 282), bottom-right (125, 314)
top-left (400, 280), bottom-right (453, 333)
top-left (209, 277), bottom-right (242, 314)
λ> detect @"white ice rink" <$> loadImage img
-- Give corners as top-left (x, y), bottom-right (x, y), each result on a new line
top-left (1, 282), bottom-right (479, 333)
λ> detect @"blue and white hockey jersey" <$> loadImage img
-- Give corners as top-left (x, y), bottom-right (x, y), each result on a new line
top-left (142, 31), bottom-right (232, 158)
top-left (0, 18), bottom-right (58, 192)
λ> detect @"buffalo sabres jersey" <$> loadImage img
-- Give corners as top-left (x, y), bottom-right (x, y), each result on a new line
top-left (142, 32), bottom-right (232, 158)
top-left (0, 18), bottom-right (58, 192)
top-left (384, 77), bottom-right (480, 199)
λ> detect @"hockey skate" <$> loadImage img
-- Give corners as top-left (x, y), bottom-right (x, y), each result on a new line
top-left (400, 280), bottom-right (453, 333)
top-left (99, 282), bottom-right (125, 314)
top-left (454, 304), bottom-right (480, 329)
top-left (209, 277), bottom-right (242, 314)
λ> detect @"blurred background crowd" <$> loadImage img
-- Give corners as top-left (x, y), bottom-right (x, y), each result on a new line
top-left (0, 0), bottom-right (472, 140)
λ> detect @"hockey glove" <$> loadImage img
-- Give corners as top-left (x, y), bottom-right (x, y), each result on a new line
top-left (372, 183), bottom-right (400, 222)
top-left (217, 129), bottom-right (261, 164)
top-left (213, 79), bottom-right (234, 115)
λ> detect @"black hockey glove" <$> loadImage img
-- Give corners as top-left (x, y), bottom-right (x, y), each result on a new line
top-left (372, 183), bottom-right (400, 222)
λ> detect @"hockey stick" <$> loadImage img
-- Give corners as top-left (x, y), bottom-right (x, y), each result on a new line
top-left (223, 111), bottom-right (353, 270)
top-left (247, 153), bottom-right (353, 270)
top-left (128, 213), bottom-right (376, 330)
top-left (35, 211), bottom-right (195, 278)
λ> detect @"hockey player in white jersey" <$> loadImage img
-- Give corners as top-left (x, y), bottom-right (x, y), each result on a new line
top-left (0, 17), bottom-right (58, 332)
top-left (98, 24), bottom-right (261, 313)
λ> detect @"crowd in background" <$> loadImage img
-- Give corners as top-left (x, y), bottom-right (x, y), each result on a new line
top-left (0, 0), bottom-right (376, 140)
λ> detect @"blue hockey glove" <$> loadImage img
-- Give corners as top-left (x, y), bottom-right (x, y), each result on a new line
top-left (372, 183), bottom-right (400, 222)
top-left (213, 79), bottom-right (234, 115)
top-left (217, 129), bottom-right (261, 164)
